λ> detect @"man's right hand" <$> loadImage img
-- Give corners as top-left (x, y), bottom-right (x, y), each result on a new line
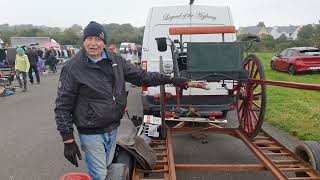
top-left (64, 140), bottom-right (82, 167)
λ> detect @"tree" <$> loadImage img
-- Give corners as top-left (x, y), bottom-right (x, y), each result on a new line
top-left (313, 24), bottom-right (320, 47)
top-left (60, 28), bottom-right (81, 46)
top-left (69, 24), bottom-right (83, 36)
top-left (276, 34), bottom-right (288, 42)
top-left (0, 23), bottom-right (145, 47)
top-left (297, 24), bottom-right (315, 46)
top-left (260, 34), bottom-right (275, 51)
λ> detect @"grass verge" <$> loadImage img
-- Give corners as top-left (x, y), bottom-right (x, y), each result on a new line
top-left (255, 52), bottom-right (320, 141)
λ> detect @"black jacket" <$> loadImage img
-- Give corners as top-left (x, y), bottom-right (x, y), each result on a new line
top-left (47, 54), bottom-right (58, 66)
top-left (55, 49), bottom-right (171, 141)
top-left (26, 49), bottom-right (39, 65)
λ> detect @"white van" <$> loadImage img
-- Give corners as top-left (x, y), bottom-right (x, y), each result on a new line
top-left (141, 5), bottom-right (237, 116)
top-left (119, 42), bottom-right (130, 53)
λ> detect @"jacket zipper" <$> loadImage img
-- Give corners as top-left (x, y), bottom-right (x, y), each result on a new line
top-left (112, 64), bottom-right (116, 122)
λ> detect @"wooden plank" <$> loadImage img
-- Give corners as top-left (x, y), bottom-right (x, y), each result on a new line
top-left (276, 164), bottom-right (303, 168)
top-left (254, 136), bottom-right (270, 140)
top-left (153, 147), bottom-right (167, 150)
top-left (175, 164), bottom-right (266, 172)
top-left (264, 152), bottom-right (291, 156)
top-left (259, 146), bottom-right (283, 150)
top-left (167, 130), bottom-right (177, 180)
top-left (156, 160), bottom-right (168, 165)
top-left (273, 160), bottom-right (300, 164)
top-left (132, 167), bottom-right (141, 180)
top-left (156, 153), bottom-right (167, 158)
top-left (280, 167), bottom-right (310, 172)
top-left (253, 140), bottom-right (276, 145)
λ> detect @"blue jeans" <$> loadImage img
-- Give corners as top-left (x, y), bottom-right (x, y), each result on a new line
top-left (79, 128), bottom-right (118, 180)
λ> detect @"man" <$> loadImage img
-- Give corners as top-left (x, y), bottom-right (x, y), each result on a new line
top-left (26, 47), bottom-right (40, 84)
top-left (54, 21), bottom-right (189, 180)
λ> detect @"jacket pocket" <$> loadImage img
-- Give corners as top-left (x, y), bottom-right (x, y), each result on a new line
top-left (87, 100), bottom-right (115, 127)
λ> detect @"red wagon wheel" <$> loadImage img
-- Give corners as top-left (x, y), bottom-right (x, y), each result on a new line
top-left (237, 54), bottom-right (267, 138)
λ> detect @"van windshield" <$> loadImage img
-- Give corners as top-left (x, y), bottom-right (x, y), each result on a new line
top-left (120, 45), bottom-right (129, 48)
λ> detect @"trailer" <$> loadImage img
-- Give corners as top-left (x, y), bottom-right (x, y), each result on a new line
top-left (131, 26), bottom-right (320, 180)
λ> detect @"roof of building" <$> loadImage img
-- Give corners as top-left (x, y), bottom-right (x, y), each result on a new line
top-left (274, 26), bottom-right (300, 34)
top-left (238, 26), bottom-right (272, 34)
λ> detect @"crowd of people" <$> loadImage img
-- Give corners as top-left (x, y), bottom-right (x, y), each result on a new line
top-left (12, 46), bottom-right (74, 92)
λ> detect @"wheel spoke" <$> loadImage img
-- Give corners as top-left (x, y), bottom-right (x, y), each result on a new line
top-left (252, 101), bottom-right (261, 110)
top-left (247, 107), bottom-right (253, 132)
top-left (242, 105), bottom-right (247, 131)
top-left (239, 108), bottom-right (244, 128)
top-left (250, 61), bottom-right (256, 78)
top-left (239, 100), bottom-right (244, 112)
top-left (246, 60), bottom-right (251, 72)
top-left (253, 67), bottom-right (259, 79)
top-left (249, 111), bottom-right (256, 131)
top-left (253, 83), bottom-right (259, 91)
top-left (250, 110), bottom-right (259, 124)
top-left (253, 92), bottom-right (262, 97)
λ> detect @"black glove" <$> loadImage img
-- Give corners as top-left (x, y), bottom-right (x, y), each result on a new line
top-left (64, 141), bottom-right (82, 167)
top-left (171, 77), bottom-right (190, 89)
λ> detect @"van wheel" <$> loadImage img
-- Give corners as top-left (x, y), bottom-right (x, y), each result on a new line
top-left (106, 163), bottom-right (129, 180)
top-left (295, 141), bottom-right (320, 177)
top-left (288, 65), bottom-right (296, 75)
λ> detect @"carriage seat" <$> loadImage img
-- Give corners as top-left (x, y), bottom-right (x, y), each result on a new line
top-left (180, 42), bottom-right (248, 81)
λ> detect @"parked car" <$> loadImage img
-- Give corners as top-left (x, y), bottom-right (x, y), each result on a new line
top-left (271, 47), bottom-right (320, 75)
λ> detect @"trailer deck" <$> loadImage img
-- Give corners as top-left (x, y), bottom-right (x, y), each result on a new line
top-left (132, 128), bottom-right (320, 180)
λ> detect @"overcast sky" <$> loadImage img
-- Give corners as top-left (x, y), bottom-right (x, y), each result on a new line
top-left (1, 0), bottom-right (319, 28)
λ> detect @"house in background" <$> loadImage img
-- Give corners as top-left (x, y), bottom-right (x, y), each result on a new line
top-left (237, 21), bottom-right (301, 40)
top-left (269, 25), bottom-right (301, 40)
top-left (238, 22), bottom-right (272, 38)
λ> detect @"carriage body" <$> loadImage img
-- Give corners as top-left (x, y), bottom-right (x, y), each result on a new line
top-left (157, 26), bottom-right (267, 137)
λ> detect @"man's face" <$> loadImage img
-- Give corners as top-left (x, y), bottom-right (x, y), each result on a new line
top-left (83, 36), bottom-right (106, 58)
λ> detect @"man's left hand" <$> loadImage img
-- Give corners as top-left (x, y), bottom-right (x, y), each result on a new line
top-left (170, 77), bottom-right (190, 89)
